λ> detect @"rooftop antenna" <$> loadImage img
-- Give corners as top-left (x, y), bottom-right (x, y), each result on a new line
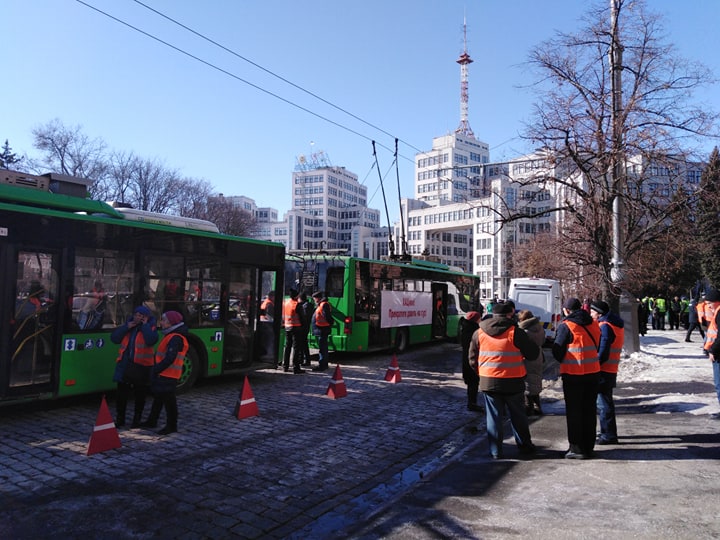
top-left (455, 15), bottom-right (474, 138)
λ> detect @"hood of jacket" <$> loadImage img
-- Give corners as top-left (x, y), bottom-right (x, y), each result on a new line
top-left (518, 316), bottom-right (541, 331)
top-left (477, 315), bottom-right (515, 337)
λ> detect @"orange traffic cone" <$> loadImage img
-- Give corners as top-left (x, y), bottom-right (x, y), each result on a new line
top-left (326, 364), bottom-right (347, 399)
top-left (385, 354), bottom-right (402, 383)
top-left (234, 376), bottom-right (259, 419)
top-left (87, 395), bottom-right (122, 456)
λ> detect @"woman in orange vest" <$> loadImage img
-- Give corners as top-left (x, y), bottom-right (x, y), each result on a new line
top-left (590, 300), bottom-right (625, 445)
top-left (468, 301), bottom-right (540, 460)
top-left (140, 311), bottom-right (189, 435)
top-left (552, 297), bottom-right (601, 459)
top-left (110, 305), bottom-right (158, 428)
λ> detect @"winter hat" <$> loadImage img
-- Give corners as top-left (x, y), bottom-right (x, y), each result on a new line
top-left (494, 302), bottom-right (514, 315)
top-left (465, 311), bottom-right (482, 323)
top-left (705, 289), bottom-right (720, 302)
top-left (563, 297), bottom-right (582, 311)
top-left (134, 306), bottom-right (152, 318)
top-left (590, 300), bottom-right (610, 316)
top-left (163, 311), bottom-right (183, 326)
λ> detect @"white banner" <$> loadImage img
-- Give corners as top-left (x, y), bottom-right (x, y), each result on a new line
top-left (380, 290), bottom-right (433, 328)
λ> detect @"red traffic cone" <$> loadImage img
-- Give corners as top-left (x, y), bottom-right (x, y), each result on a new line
top-left (87, 395), bottom-right (122, 456)
top-left (326, 364), bottom-right (347, 399)
top-left (234, 376), bottom-right (259, 419)
top-left (385, 354), bottom-right (402, 383)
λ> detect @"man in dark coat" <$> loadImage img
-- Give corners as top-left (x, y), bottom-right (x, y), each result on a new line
top-left (459, 309), bottom-right (483, 411)
top-left (469, 302), bottom-right (540, 459)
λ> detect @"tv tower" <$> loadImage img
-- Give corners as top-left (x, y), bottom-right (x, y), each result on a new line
top-left (455, 17), bottom-right (474, 138)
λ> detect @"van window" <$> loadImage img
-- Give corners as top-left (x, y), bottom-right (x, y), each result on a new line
top-left (514, 290), bottom-right (550, 319)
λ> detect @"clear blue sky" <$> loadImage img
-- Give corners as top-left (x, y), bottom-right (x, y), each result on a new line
top-left (4, 0), bottom-right (720, 223)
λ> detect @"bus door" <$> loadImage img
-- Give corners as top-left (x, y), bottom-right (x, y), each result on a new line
top-left (225, 264), bottom-right (259, 368)
top-left (368, 279), bottom-right (392, 350)
top-left (431, 283), bottom-right (448, 339)
top-left (5, 249), bottom-right (61, 395)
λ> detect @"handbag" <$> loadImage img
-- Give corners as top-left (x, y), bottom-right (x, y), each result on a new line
top-left (123, 361), bottom-right (151, 385)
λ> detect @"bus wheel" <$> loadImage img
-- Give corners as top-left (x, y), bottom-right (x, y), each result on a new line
top-left (176, 345), bottom-right (201, 394)
top-left (394, 328), bottom-right (409, 353)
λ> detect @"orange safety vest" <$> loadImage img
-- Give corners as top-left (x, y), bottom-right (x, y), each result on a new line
top-left (696, 301), bottom-right (706, 322)
top-left (283, 297), bottom-right (301, 328)
top-left (560, 320), bottom-right (601, 376)
top-left (155, 332), bottom-right (189, 380)
top-left (599, 320), bottom-right (624, 374)
top-left (703, 301), bottom-right (715, 325)
top-left (475, 326), bottom-right (527, 379)
top-left (116, 330), bottom-right (155, 367)
top-left (704, 306), bottom-right (718, 352)
top-left (314, 300), bottom-right (331, 327)
top-left (260, 297), bottom-right (274, 322)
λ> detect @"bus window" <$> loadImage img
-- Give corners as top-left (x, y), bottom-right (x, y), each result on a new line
top-left (73, 250), bottom-right (134, 330)
top-left (185, 258), bottom-right (222, 328)
top-left (325, 266), bottom-right (345, 298)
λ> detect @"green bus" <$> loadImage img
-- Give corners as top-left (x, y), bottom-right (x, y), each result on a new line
top-left (284, 253), bottom-right (481, 353)
top-left (0, 178), bottom-right (285, 405)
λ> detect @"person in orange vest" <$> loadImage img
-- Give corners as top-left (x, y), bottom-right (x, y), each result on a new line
top-left (110, 305), bottom-right (158, 428)
top-left (259, 290), bottom-right (276, 359)
top-left (702, 289), bottom-right (720, 419)
top-left (589, 300), bottom-right (625, 445)
top-left (282, 289), bottom-right (306, 374)
top-left (468, 301), bottom-right (540, 460)
top-left (140, 311), bottom-right (189, 435)
top-left (311, 291), bottom-right (333, 372)
top-left (552, 297), bottom-right (602, 459)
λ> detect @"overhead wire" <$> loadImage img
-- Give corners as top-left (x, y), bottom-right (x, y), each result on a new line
top-left (75, 0), bottom-right (424, 164)
top-left (74, 0), bottom-right (395, 156)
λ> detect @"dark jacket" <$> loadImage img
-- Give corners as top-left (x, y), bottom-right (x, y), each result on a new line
top-left (458, 316), bottom-right (480, 385)
top-left (468, 315), bottom-right (540, 394)
top-left (552, 309), bottom-right (597, 363)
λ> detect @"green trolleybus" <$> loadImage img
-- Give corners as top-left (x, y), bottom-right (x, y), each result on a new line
top-left (0, 176), bottom-right (285, 405)
top-left (284, 253), bottom-right (481, 353)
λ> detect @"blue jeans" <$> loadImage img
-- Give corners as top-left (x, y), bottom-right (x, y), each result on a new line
top-left (482, 391), bottom-right (532, 458)
top-left (597, 372), bottom-right (617, 441)
top-left (713, 361), bottom-right (720, 406)
top-left (316, 332), bottom-right (329, 367)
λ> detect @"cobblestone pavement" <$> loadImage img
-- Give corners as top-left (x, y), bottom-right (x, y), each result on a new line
top-left (0, 341), bottom-right (483, 539)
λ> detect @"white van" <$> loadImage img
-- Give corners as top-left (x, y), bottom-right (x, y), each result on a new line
top-left (508, 278), bottom-right (562, 344)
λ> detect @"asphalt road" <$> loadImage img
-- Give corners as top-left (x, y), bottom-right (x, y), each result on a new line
top-left (2, 335), bottom-right (719, 539)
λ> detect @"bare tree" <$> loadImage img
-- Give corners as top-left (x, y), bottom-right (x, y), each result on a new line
top-left (31, 119), bottom-right (108, 190)
top-left (180, 189), bottom-right (258, 237)
top-left (518, 0), bottom-right (718, 300)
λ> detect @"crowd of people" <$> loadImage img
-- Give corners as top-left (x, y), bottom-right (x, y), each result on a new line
top-left (461, 286), bottom-right (720, 460)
